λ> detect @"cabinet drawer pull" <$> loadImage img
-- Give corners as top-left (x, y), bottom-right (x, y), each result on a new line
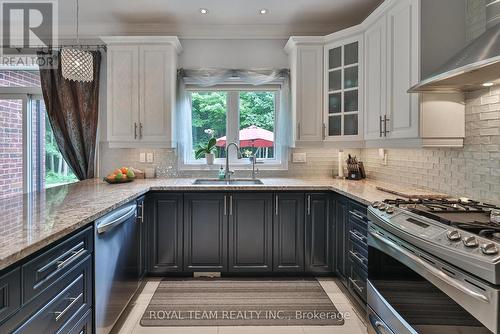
top-left (350, 230), bottom-right (367, 244)
top-left (275, 195), bottom-right (279, 216)
top-left (349, 277), bottom-right (364, 294)
top-left (224, 196), bottom-right (227, 216)
top-left (307, 195), bottom-right (311, 216)
top-left (229, 195), bottom-right (233, 216)
top-left (379, 116), bottom-right (383, 137)
top-left (134, 122), bottom-right (138, 139)
top-left (57, 248), bottom-right (86, 269)
top-left (384, 115), bottom-right (390, 137)
top-left (139, 123), bottom-right (143, 139)
top-left (137, 203), bottom-right (144, 223)
top-left (349, 210), bottom-right (366, 221)
top-left (349, 250), bottom-right (366, 265)
top-left (54, 293), bottom-right (83, 321)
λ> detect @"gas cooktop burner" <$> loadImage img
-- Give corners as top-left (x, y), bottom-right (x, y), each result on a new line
top-left (382, 198), bottom-right (500, 238)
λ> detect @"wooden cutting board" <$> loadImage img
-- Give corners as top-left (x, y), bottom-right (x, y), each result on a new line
top-left (376, 186), bottom-right (451, 199)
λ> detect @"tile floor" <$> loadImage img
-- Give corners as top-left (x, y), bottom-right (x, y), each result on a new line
top-left (113, 277), bottom-right (368, 334)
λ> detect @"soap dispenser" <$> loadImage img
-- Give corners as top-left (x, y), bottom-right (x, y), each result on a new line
top-left (218, 165), bottom-right (225, 180)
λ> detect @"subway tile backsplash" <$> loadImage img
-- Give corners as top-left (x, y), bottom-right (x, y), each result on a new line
top-left (99, 86), bottom-right (499, 205)
top-left (361, 86), bottom-right (500, 205)
top-left (98, 144), bottom-right (361, 180)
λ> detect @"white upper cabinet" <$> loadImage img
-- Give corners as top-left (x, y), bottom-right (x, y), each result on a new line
top-left (285, 39), bottom-right (324, 143)
top-left (364, 17), bottom-right (387, 141)
top-left (386, 0), bottom-right (419, 139)
top-left (288, 0), bottom-right (466, 148)
top-left (363, 0), bottom-right (465, 147)
top-left (324, 35), bottom-right (363, 142)
top-left (101, 36), bottom-right (182, 148)
top-left (139, 45), bottom-right (177, 144)
top-left (106, 45), bottom-right (140, 143)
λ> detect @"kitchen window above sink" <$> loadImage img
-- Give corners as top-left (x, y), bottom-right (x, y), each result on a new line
top-left (179, 86), bottom-right (288, 171)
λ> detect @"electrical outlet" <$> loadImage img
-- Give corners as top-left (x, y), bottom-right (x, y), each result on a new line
top-left (292, 153), bottom-right (307, 163)
top-left (139, 153), bottom-right (146, 163)
top-left (146, 153), bottom-right (154, 163)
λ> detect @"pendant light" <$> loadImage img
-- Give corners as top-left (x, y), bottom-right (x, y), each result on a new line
top-left (61, 0), bottom-right (94, 82)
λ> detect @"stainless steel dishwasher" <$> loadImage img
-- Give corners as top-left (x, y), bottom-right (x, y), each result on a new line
top-left (95, 202), bottom-right (140, 334)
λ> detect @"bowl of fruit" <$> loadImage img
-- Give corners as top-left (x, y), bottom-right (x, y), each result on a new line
top-left (104, 167), bottom-right (136, 184)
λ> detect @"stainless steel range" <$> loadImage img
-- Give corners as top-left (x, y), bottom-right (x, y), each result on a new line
top-left (367, 198), bottom-right (500, 334)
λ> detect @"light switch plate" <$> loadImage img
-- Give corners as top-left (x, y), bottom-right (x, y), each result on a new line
top-left (146, 153), bottom-right (154, 163)
top-left (139, 153), bottom-right (146, 163)
top-left (292, 153), bottom-right (307, 163)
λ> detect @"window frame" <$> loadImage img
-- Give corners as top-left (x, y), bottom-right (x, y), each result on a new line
top-left (0, 67), bottom-right (84, 194)
top-left (180, 84), bottom-right (287, 171)
top-left (0, 91), bottom-right (41, 194)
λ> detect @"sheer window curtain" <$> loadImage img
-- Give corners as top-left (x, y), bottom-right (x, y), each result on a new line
top-left (175, 68), bottom-right (292, 166)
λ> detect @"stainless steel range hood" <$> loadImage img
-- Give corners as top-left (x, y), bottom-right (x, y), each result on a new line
top-left (409, 0), bottom-right (500, 93)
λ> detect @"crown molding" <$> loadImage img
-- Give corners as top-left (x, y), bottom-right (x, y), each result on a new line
top-left (100, 36), bottom-right (182, 53)
top-left (284, 36), bottom-right (326, 53)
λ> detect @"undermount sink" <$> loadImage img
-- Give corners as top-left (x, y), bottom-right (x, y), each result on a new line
top-left (193, 179), bottom-right (264, 185)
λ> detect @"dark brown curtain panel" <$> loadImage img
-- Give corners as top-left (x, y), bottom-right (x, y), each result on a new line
top-left (38, 51), bottom-right (101, 180)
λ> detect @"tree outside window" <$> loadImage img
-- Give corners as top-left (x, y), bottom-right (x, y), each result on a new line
top-left (190, 90), bottom-right (276, 161)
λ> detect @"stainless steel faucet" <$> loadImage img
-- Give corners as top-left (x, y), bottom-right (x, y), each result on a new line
top-left (225, 142), bottom-right (241, 181)
top-left (250, 152), bottom-right (260, 180)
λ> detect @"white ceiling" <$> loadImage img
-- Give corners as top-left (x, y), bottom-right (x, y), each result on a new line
top-left (59, 0), bottom-right (384, 39)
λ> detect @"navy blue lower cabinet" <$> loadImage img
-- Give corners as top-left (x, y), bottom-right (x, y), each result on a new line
top-left (183, 193), bottom-right (228, 272)
top-left (305, 193), bottom-right (333, 274)
top-left (228, 193), bottom-right (273, 272)
top-left (137, 196), bottom-right (147, 279)
top-left (146, 191), bottom-right (335, 275)
top-left (347, 200), bottom-right (368, 304)
top-left (22, 227), bottom-right (93, 305)
top-left (273, 193), bottom-right (305, 272)
top-left (0, 268), bottom-right (21, 324)
top-left (0, 227), bottom-right (93, 334)
top-left (13, 258), bottom-right (92, 334)
top-left (333, 194), bottom-right (350, 282)
top-left (147, 193), bottom-right (184, 274)
top-left (68, 309), bottom-right (92, 334)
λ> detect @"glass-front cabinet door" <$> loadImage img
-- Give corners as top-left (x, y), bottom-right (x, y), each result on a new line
top-left (324, 37), bottom-right (363, 141)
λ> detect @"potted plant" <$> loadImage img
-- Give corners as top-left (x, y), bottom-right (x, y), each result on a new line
top-left (195, 137), bottom-right (217, 165)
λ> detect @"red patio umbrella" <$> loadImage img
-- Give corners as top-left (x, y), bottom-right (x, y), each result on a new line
top-left (216, 125), bottom-right (274, 148)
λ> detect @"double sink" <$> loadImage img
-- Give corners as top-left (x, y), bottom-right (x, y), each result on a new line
top-left (193, 179), bottom-right (264, 185)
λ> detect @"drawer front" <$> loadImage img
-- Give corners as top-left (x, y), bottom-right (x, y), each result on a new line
top-left (68, 309), bottom-right (92, 334)
top-left (348, 262), bottom-right (367, 303)
top-left (14, 257), bottom-right (92, 334)
top-left (348, 239), bottom-right (368, 272)
top-left (0, 268), bottom-right (21, 324)
top-left (348, 227), bottom-right (367, 247)
top-left (22, 227), bottom-right (93, 304)
top-left (349, 213), bottom-right (367, 234)
top-left (349, 200), bottom-right (367, 218)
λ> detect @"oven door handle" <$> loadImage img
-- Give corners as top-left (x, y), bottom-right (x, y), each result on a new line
top-left (369, 231), bottom-right (490, 304)
top-left (368, 313), bottom-right (394, 334)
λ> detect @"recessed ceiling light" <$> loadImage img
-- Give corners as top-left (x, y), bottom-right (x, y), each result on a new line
top-left (200, 8), bottom-right (209, 14)
top-left (483, 82), bottom-right (494, 87)
top-left (259, 8), bottom-right (268, 14)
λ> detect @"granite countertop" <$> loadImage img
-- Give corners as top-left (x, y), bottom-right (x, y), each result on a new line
top-left (0, 177), bottom-right (446, 271)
